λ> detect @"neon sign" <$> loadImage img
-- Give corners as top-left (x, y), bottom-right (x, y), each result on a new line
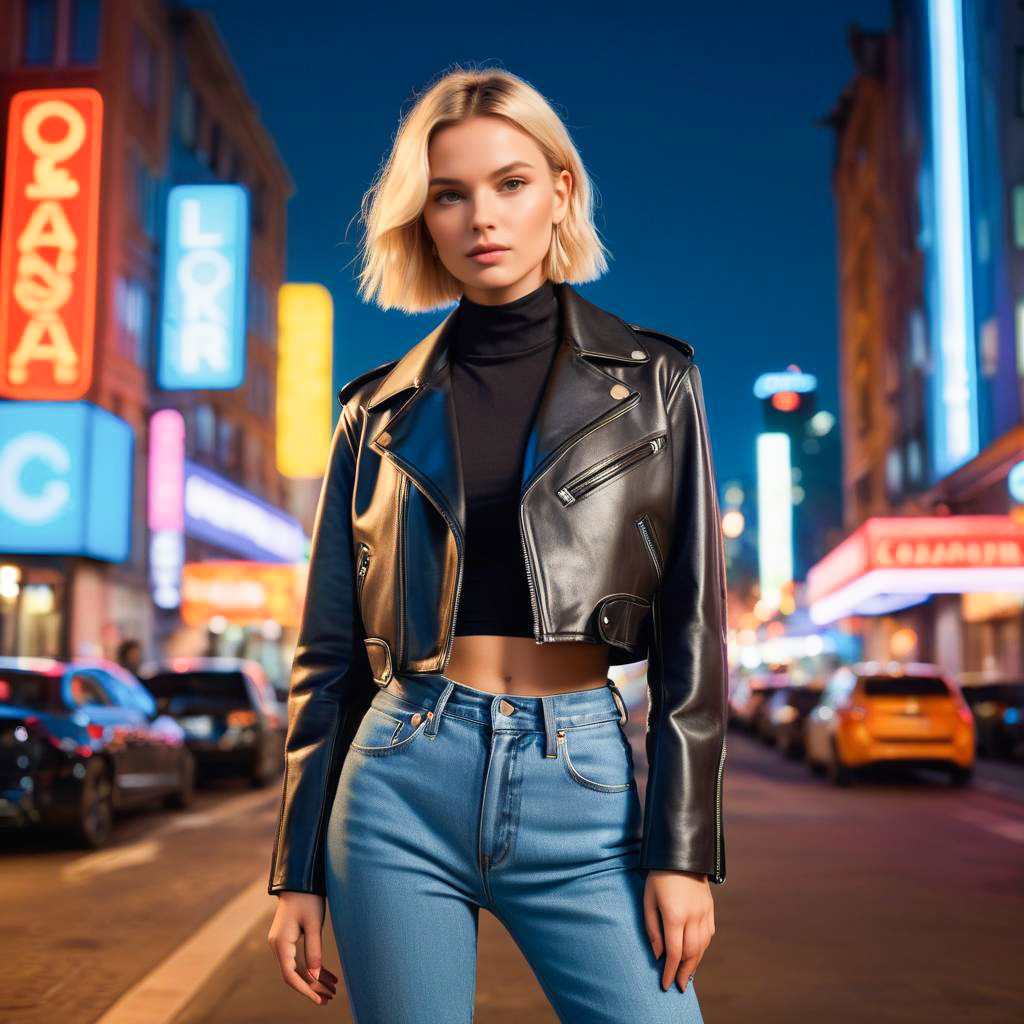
top-left (277, 283), bottom-right (333, 478)
top-left (0, 401), bottom-right (132, 560)
top-left (148, 409), bottom-right (186, 608)
top-left (0, 88), bottom-right (104, 399)
top-left (158, 184), bottom-right (249, 390)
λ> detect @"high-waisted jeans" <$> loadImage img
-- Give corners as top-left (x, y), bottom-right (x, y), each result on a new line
top-left (325, 671), bottom-right (704, 1023)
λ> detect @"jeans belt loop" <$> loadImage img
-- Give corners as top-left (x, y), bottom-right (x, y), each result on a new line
top-left (425, 678), bottom-right (455, 737)
top-left (607, 679), bottom-right (628, 726)
top-left (541, 695), bottom-right (558, 757)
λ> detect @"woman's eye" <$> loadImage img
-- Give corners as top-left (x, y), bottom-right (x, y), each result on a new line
top-left (435, 178), bottom-right (527, 205)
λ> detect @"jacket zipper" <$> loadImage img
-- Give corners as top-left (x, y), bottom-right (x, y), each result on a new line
top-left (713, 738), bottom-right (726, 882)
top-left (520, 389), bottom-right (643, 640)
top-left (355, 543), bottom-right (370, 602)
top-left (396, 476), bottom-right (409, 666)
top-left (557, 434), bottom-right (666, 506)
top-left (635, 514), bottom-right (663, 579)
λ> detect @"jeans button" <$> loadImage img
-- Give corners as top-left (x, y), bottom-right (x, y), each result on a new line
top-left (499, 699), bottom-right (516, 716)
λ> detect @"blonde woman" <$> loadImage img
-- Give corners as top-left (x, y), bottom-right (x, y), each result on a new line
top-left (267, 66), bottom-right (728, 1023)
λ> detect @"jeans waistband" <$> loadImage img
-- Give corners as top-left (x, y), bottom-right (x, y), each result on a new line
top-left (383, 672), bottom-right (629, 758)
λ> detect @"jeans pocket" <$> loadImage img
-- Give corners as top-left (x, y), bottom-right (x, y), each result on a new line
top-left (350, 704), bottom-right (430, 756)
top-left (558, 720), bottom-right (634, 793)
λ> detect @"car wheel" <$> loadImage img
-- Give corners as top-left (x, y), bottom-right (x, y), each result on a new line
top-left (74, 758), bottom-right (114, 848)
top-left (947, 764), bottom-right (973, 788)
top-left (827, 739), bottom-right (853, 787)
top-left (164, 751), bottom-right (196, 809)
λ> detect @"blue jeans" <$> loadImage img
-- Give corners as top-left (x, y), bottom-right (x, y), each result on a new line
top-left (325, 671), bottom-right (705, 1023)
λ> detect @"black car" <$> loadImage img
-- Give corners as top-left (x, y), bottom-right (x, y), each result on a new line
top-left (757, 683), bottom-right (825, 758)
top-left (139, 657), bottom-right (285, 787)
top-left (0, 657), bottom-right (195, 848)
top-left (959, 677), bottom-right (1024, 760)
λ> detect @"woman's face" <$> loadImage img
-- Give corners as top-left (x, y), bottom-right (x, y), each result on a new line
top-left (422, 115), bottom-right (572, 305)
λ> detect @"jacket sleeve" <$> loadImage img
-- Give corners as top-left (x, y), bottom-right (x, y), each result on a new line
top-left (267, 400), bottom-right (374, 896)
top-left (641, 360), bottom-right (729, 884)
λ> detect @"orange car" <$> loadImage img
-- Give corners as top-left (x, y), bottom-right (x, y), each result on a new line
top-left (804, 661), bottom-right (974, 786)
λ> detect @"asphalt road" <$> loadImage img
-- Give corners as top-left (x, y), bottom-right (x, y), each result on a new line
top-left (3, 677), bottom-right (1023, 1023)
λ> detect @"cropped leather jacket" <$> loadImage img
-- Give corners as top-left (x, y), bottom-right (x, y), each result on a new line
top-left (268, 281), bottom-right (729, 896)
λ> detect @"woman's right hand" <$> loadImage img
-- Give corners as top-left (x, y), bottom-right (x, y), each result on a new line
top-left (268, 892), bottom-right (338, 1006)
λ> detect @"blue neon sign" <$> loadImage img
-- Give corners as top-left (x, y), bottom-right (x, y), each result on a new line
top-left (183, 460), bottom-right (304, 562)
top-left (158, 184), bottom-right (250, 390)
top-left (0, 402), bottom-right (133, 560)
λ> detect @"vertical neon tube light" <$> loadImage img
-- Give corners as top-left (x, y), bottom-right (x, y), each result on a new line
top-left (756, 432), bottom-right (793, 609)
top-left (927, 0), bottom-right (978, 474)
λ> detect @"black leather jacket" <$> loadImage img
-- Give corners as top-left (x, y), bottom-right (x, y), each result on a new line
top-left (268, 281), bottom-right (729, 896)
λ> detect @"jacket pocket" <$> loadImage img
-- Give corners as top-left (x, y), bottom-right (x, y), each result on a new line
top-left (355, 542), bottom-right (371, 602)
top-left (556, 434), bottom-right (667, 506)
top-left (635, 513), bottom-right (664, 580)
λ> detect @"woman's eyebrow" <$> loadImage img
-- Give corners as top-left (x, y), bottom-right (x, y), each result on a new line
top-left (429, 161), bottom-right (534, 186)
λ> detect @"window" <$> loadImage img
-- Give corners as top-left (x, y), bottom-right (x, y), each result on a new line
top-left (195, 404), bottom-right (216, 457)
top-left (114, 274), bottom-right (152, 367)
top-left (193, 92), bottom-right (207, 160)
top-left (131, 23), bottom-right (158, 110)
top-left (22, 0), bottom-right (57, 65)
top-left (251, 178), bottom-right (265, 234)
top-left (1018, 48), bottom-right (1024, 117)
top-left (69, 0), bottom-right (101, 64)
top-left (68, 672), bottom-right (112, 707)
top-left (209, 119), bottom-right (222, 172)
top-left (20, 0), bottom-right (101, 67)
top-left (227, 145), bottom-right (243, 183)
top-left (177, 85), bottom-right (197, 149)
top-left (128, 149), bottom-right (158, 236)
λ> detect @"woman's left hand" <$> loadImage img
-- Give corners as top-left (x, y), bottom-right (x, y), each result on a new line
top-left (643, 869), bottom-right (715, 992)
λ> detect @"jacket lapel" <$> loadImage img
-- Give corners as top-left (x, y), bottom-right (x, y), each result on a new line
top-left (365, 282), bottom-right (651, 542)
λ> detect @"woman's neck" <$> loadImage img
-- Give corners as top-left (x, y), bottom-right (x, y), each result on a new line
top-left (451, 279), bottom-right (560, 362)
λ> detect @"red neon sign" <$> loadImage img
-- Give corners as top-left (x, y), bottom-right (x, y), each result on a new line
top-left (806, 515), bottom-right (1024, 604)
top-left (0, 88), bottom-right (104, 399)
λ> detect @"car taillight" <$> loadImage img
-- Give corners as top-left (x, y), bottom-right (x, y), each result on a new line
top-left (955, 702), bottom-right (973, 725)
top-left (85, 723), bottom-right (105, 740)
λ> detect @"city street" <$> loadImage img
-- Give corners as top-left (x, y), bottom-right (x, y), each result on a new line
top-left (3, 677), bottom-right (1022, 1023)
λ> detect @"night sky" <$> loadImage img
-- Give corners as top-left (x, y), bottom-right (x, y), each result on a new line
top-left (179, 0), bottom-right (892, 490)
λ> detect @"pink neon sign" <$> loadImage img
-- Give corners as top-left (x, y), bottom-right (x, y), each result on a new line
top-left (148, 408), bottom-right (185, 531)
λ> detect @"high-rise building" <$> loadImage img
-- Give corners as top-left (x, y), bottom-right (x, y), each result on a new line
top-left (813, 1), bottom-right (1024, 677)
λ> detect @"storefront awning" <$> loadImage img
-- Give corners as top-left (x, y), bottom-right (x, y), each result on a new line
top-left (806, 515), bottom-right (1024, 624)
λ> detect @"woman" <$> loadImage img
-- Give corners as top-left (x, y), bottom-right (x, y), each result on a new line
top-left (267, 67), bottom-right (728, 1023)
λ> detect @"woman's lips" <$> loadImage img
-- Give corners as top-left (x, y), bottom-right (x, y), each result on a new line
top-left (468, 248), bottom-right (509, 264)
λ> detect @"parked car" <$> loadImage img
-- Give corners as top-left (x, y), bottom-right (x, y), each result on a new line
top-left (804, 661), bottom-right (974, 786)
top-left (139, 657), bottom-right (285, 787)
top-left (0, 656), bottom-right (194, 848)
top-left (729, 669), bottom-right (789, 732)
top-left (757, 682), bottom-right (825, 758)
top-left (958, 674), bottom-right (1024, 760)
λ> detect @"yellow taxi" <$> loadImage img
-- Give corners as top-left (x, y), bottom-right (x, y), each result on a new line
top-left (804, 661), bottom-right (974, 786)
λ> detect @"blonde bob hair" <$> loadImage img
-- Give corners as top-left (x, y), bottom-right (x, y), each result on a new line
top-left (355, 66), bottom-right (611, 313)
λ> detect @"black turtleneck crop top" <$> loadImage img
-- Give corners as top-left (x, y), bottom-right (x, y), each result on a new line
top-left (449, 278), bottom-right (561, 638)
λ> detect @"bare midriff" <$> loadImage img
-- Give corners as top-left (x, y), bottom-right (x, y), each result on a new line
top-left (443, 634), bottom-right (612, 695)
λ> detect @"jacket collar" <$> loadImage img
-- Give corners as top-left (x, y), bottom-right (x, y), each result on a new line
top-left (365, 281), bottom-right (650, 540)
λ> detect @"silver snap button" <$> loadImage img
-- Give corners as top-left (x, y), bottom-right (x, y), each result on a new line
top-left (499, 698), bottom-right (516, 716)
top-left (609, 383), bottom-right (630, 400)
top-left (630, 349), bottom-right (645, 359)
